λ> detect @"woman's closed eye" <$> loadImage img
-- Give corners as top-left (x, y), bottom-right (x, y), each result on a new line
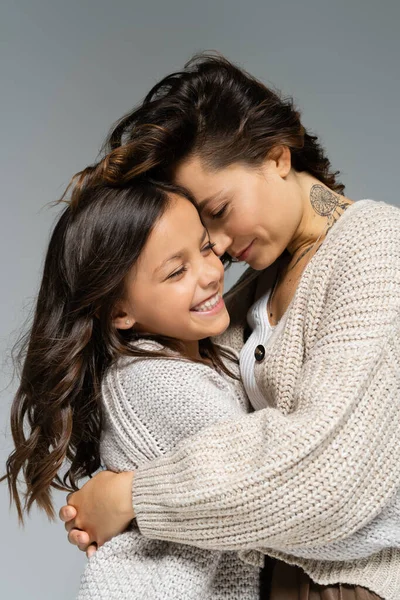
top-left (201, 241), bottom-right (216, 254)
top-left (210, 204), bottom-right (228, 219)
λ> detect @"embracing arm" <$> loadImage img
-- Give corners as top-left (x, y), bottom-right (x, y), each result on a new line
top-left (133, 333), bottom-right (400, 553)
top-left (63, 324), bottom-right (400, 559)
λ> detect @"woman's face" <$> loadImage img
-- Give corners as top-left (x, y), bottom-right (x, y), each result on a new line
top-left (174, 151), bottom-right (303, 270)
top-left (114, 194), bottom-right (229, 347)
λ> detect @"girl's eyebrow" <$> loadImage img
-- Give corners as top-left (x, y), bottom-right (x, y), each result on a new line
top-left (154, 229), bottom-right (208, 274)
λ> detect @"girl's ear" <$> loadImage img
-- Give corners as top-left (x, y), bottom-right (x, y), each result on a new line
top-left (112, 303), bottom-right (136, 330)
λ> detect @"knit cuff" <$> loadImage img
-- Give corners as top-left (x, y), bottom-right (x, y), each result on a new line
top-left (132, 454), bottom-right (187, 541)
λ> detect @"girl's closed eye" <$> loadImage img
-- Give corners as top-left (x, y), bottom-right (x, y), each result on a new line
top-left (167, 242), bottom-right (215, 280)
top-left (167, 266), bottom-right (188, 280)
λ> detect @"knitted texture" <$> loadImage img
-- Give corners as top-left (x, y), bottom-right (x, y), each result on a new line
top-left (132, 200), bottom-right (400, 600)
top-left (77, 349), bottom-right (261, 599)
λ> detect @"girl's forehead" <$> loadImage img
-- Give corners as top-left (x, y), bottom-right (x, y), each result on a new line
top-left (135, 196), bottom-right (204, 272)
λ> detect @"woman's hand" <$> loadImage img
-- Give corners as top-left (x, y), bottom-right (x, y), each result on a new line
top-left (59, 470), bottom-right (136, 557)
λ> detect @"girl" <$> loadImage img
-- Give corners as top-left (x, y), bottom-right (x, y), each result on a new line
top-left (2, 170), bottom-right (261, 598)
top-left (60, 54), bottom-right (400, 600)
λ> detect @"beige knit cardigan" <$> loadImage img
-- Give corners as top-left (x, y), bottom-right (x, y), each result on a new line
top-left (132, 200), bottom-right (400, 600)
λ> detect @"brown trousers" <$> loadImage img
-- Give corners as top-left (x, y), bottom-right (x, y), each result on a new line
top-left (260, 558), bottom-right (382, 600)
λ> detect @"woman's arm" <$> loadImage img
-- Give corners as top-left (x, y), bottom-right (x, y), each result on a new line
top-left (65, 308), bottom-right (400, 560)
top-left (64, 315), bottom-right (400, 559)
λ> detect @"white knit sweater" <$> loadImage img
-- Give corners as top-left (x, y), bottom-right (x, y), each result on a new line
top-left (77, 348), bottom-right (261, 599)
top-left (131, 200), bottom-right (400, 600)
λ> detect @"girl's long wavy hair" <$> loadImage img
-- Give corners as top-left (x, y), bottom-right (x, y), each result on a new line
top-left (1, 159), bottom-right (237, 524)
top-left (101, 52), bottom-right (344, 195)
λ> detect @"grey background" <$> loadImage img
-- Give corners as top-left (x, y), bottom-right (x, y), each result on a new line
top-left (1, 0), bottom-right (399, 598)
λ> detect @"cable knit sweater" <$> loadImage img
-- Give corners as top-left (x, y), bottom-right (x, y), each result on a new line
top-left (78, 348), bottom-right (261, 599)
top-left (130, 200), bottom-right (400, 600)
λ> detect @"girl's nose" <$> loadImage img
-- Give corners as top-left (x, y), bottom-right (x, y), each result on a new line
top-left (210, 232), bottom-right (232, 258)
top-left (200, 255), bottom-right (224, 289)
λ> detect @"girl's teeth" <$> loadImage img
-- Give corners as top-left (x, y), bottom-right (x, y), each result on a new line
top-left (193, 293), bottom-right (220, 312)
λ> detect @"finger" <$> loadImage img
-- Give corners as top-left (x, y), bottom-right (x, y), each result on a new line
top-left (67, 528), bottom-right (79, 546)
top-left (77, 537), bottom-right (91, 552)
top-left (86, 543), bottom-right (98, 559)
top-left (68, 528), bottom-right (89, 547)
top-left (74, 530), bottom-right (89, 546)
top-left (59, 505), bottom-right (77, 522)
top-left (64, 521), bottom-right (77, 533)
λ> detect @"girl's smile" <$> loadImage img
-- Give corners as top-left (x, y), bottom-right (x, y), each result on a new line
top-left (190, 291), bottom-right (224, 314)
top-left (113, 194), bottom-right (230, 348)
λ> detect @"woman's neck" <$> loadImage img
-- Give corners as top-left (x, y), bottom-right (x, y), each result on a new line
top-left (287, 174), bottom-right (353, 265)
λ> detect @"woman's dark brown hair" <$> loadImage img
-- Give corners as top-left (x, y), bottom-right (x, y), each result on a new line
top-left (1, 160), bottom-right (237, 523)
top-left (101, 52), bottom-right (344, 195)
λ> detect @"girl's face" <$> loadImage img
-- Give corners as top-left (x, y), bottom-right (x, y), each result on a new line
top-left (174, 150), bottom-right (304, 270)
top-left (114, 195), bottom-right (229, 348)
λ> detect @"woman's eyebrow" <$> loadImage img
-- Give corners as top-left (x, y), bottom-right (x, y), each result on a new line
top-left (197, 192), bottom-right (224, 211)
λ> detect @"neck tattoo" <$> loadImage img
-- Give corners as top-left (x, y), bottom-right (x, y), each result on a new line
top-left (268, 185), bottom-right (350, 319)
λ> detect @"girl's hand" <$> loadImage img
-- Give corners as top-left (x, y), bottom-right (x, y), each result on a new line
top-left (59, 470), bottom-right (136, 558)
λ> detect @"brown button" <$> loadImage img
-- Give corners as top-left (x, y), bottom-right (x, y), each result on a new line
top-left (254, 344), bottom-right (265, 362)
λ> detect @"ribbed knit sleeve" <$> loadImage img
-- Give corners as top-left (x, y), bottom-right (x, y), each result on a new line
top-left (132, 201), bottom-right (400, 555)
top-left (100, 354), bottom-right (249, 471)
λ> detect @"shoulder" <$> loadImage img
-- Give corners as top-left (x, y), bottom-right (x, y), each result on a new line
top-left (329, 199), bottom-right (400, 250)
top-left (101, 348), bottom-right (248, 437)
top-left (312, 200), bottom-right (400, 283)
top-left (105, 345), bottom-right (237, 404)
top-left (302, 200), bottom-right (400, 340)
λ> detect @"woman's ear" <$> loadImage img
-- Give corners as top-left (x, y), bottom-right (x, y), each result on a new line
top-left (112, 303), bottom-right (136, 330)
top-left (268, 145), bottom-right (292, 178)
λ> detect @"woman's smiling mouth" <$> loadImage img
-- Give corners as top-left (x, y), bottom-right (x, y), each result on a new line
top-left (235, 240), bottom-right (255, 262)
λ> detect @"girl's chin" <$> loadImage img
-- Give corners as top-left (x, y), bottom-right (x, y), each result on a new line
top-left (199, 314), bottom-right (230, 339)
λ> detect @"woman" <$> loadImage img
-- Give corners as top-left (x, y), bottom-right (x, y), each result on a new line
top-left (60, 54), bottom-right (400, 599)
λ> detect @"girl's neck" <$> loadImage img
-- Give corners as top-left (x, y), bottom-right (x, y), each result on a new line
top-left (182, 340), bottom-right (202, 360)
